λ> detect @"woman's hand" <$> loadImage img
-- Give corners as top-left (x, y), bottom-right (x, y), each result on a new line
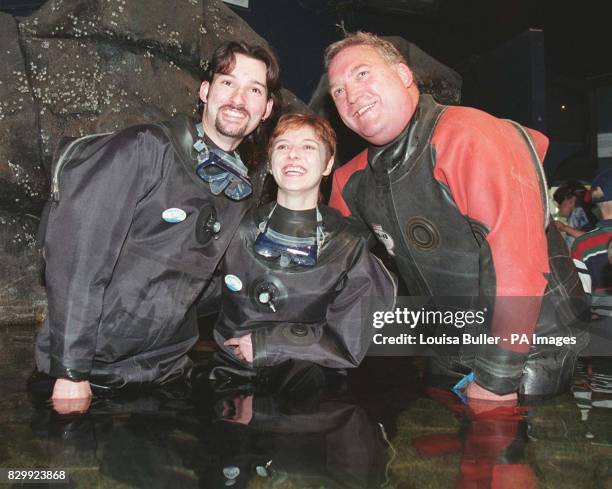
top-left (224, 334), bottom-right (253, 363)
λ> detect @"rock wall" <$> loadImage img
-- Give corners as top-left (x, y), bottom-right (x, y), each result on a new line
top-left (0, 0), bottom-right (302, 326)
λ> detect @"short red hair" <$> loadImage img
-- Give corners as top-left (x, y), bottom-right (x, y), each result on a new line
top-left (268, 112), bottom-right (336, 161)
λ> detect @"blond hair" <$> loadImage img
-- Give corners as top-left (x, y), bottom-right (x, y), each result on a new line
top-left (324, 31), bottom-right (406, 68)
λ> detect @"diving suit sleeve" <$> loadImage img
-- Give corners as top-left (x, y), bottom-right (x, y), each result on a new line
top-left (251, 241), bottom-right (396, 368)
top-left (329, 150), bottom-right (374, 242)
top-left (196, 270), bottom-right (224, 317)
top-left (328, 151), bottom-right (367, 218)
top-left (41, 126), bottom-right (165, 381)
top-left (432, 108), bottom-right (549, 394)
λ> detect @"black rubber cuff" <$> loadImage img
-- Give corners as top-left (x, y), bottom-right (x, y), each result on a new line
top-left (49, 360), bottom-right (90, 382)
top-left (251, 329), bottom-right (267, 368)
top-left (474, 345), bottom-right (526, 395)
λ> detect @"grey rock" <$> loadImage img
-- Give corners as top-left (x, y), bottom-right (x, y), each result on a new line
top-left (0, 211), bottom-right (47, 325)
top-left (19, 0), bottom-right (267, 70)
top-left (15, 0), bottom-right (271, 161)
top-left (23, 36), bottom-right (201, 160)
top-left (0, 12), bottom-right (48, 212)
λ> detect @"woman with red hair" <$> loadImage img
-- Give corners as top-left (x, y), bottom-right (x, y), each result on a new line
top-left (213, 113), bottom-right (396, 369)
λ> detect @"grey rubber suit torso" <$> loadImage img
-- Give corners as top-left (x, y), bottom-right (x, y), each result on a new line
top-left (35, 115), bottom-right (250, 387)
top-left (214, 203), bottom-right (397, 369)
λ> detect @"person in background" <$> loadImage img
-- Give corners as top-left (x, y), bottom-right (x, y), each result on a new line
top-left (554, 181), bottom-right (598, 247)
top-left (571, 170), bottom-right (612, 317)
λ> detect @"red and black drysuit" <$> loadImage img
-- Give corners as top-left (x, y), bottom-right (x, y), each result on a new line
top-left (329, 94), bottom-right (587, 396)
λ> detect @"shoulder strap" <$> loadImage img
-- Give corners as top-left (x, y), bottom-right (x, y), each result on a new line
top-left (155, 116), bottom-right (196, 167)
top-left (50, 132), bottom-right (113, 202)
top-left (505, 120), bottom-right (550, 229)
top-left (39, 132), bottom-right (112, 259)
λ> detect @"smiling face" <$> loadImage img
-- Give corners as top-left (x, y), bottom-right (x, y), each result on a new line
top-left (199, 53), bottom-right (273, 151)
top-left (328, 44), bottom-right (417, 145)
top-left (270, 125), bottom-right (334, 210)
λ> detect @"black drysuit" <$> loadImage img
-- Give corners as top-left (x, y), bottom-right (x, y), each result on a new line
top-left (214, 203), bottom-right (397, 369)
top-left (35, 115), bottom-right (249, 387)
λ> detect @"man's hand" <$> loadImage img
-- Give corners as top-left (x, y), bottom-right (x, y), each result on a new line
top-left (224, 334), bottom-right (253, 363)
top-left (466, 382), bottom-right (517, 415)
top-left (51, 378), bottom-right (92, 415)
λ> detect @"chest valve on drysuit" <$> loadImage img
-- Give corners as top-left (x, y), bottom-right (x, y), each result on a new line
top-left (248, 204), bottom-right (324, 313)
top-left (251, 276), bottom-right (285, 313)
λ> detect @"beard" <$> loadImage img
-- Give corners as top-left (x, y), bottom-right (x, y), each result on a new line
top-left (214, 105), bottom-right (251, 138)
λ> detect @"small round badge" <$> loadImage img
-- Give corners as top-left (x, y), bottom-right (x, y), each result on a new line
top-left (223, 466), bottom-right (240, 480)
top-left (162, 207), bottom-right (187, 223)
top-left (224, 274), bottom-right (243, 292)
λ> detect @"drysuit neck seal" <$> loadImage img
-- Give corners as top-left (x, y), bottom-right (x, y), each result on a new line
top-left (254, 203), bottom-right (325, 267)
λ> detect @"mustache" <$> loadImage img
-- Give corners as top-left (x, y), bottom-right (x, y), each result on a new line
top-left (219, 104), bottom-right (250, 117)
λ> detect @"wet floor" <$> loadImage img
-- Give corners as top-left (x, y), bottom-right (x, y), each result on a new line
top-left (1, 323), bottom-right (612, 489)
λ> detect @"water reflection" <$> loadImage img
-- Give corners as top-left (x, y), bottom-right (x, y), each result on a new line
top-left (3, 323), bottom-right (612, 488)
top-left (573, 358), bottom-right (612, 447)
top-left (28, 359), bottom-right (416, 488)
top-left (416, 386), bottom-right (535, 489)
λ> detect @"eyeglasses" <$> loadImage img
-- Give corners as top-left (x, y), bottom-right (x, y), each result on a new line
top-left (196, 150), bottom-right (252, 201)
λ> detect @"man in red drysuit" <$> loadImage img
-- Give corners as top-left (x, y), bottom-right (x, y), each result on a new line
top-left (325, 31), bottom-right (587, 403)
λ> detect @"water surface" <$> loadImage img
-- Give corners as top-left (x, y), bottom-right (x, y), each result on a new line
top-left (1, 324), bottom-right (611, 488)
